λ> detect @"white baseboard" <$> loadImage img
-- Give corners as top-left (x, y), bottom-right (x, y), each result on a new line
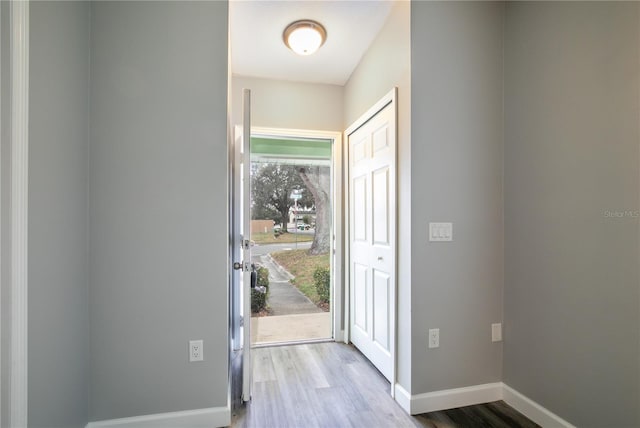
top-left (86, 406), bottom-right (230, 428)
top-left (394, 382), bottom-right (575, 428)
top-left (502, 384), bottom-right (575, 428)
top-left (393, 383), bottom-right (412, 413)
top-left (400, 382), bottom-right (503, 415)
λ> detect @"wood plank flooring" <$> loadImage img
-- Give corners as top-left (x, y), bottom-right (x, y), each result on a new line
top-left (231, 342), bottom-right (538, 428)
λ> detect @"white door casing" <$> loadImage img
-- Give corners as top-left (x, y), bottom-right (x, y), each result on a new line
top-left (347, 90), bottom-right (397, 385)
top-left (240, 89), bottom-right (252, 402)
top-left (231, 90), bottom-right (252, 403)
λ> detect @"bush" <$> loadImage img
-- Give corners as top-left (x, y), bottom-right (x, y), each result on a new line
top-left (313, 267), bottom-right (330, 303)
top-left (251, 266), bottom-right (270, 313)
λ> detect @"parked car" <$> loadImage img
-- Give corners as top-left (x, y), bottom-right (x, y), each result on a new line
top-left (296, 222), bottom-right (311, 230)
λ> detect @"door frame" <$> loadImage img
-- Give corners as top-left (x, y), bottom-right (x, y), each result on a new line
top-left (251, 126), bottom-right (345, 343)
top-left (344, 88), bottom-right (398, 397)
top-left (0, 1), bottom-right (30, 424)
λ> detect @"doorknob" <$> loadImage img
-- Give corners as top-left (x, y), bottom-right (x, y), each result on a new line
top-left (233, 262), bottom-right (243, 270)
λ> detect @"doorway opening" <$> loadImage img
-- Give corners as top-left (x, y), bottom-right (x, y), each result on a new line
top-left (249, 130), bottom-right (342, 347)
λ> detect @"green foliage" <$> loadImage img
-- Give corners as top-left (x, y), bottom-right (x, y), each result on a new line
top-left (302, 215), bottom-right (312, 225)
top-left (313, 267), bottom-right (330, 303)
top-left (250, 163), bottom-right (314, 226)
top-left (257, 266), bottom-right (269, 288)
top-left (251, 266), bottom-right (270, 313)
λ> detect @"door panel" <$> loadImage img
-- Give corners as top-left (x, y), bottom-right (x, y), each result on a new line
top-left (353, 175), bottom-right (368, 242)
top-left (348, 99), bottom-right (396, 382)
top-left (372, 167), bottom-right (389, 245)
top-left (353, 263), bottom-right (368, 332)
top-left (372, 269), bottom-right (390, 351)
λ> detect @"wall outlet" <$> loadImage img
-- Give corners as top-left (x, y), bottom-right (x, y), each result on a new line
top-left (189, 340), bottom-right (204, 362)
top-left (491, 323), bottom-right (502, 342)
top-left (428, 328), bottom-right (440, 348)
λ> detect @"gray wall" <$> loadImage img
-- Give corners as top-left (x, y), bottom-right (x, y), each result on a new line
top-left (343, 1), bottom-right (411, 390)
top-left (503, 3), bottom-right (640, 427)
top-left (231, 75), bottom-right (343, 131)
top-left (28, 3), bottom-right (91, 426)
top-left (89, 1), bottom-right (229, 420)
top-left (0, 2), bottom-right (9, 425)
top-left (411, 2), bottom-right (504, 393)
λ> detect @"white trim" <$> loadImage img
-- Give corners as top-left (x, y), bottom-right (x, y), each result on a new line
top-left (344, 88), bottom-right (398, 395)
top-left (395, 382), bottom-right (502, 415)
top-left (344, 88), bottom-right (396, 137)
top-left (251, 126), bottom-right (344, 343)
top-left (393, 383), bottom-right (412, 414)
top-left (10, 1), bottom-right (29, 426)
top-left (502, 384), bottom-right (576, 428)
top-left (395, 382), bottom-right (575, 428)
top-left (409, 382), bottom-right (503, 415)
top-left (85, 406), bottom-right (231, 428)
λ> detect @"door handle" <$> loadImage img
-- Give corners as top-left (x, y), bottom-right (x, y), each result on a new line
top-left (233, 262), bottom-right (243, 270)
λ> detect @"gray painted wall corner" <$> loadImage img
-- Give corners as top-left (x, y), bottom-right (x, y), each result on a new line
top-left (89, 1), bottom-right (229, 421)
top-left (503, 2), bottom-right (640, 426)
top-left (410, 1), bottom-right (505, 394)
top-left (344, 0), bottom-right (412, 390)
top-left (28, 1), bottom-right (91, 426)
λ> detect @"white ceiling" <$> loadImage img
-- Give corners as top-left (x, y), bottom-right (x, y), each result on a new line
top-left (230, 0), bottom-right (394, 86)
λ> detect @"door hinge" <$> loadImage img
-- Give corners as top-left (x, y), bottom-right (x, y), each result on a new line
top-left (239, 316), bottom-right (244, 327)
top-left (233, 261), bottom-right (251, 271)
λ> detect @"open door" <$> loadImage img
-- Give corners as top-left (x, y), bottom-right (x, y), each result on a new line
top-left (232, 89), bottom-right (252, 403)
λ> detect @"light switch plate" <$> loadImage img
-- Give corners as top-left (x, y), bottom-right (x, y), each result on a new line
top-left (429, 222), bottom-right (453, 242)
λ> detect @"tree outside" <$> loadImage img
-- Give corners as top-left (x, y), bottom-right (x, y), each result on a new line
top-left (251, 162), bottom-right (331, 256)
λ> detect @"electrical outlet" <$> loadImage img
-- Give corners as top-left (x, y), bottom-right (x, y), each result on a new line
top-left (428, 328), bottom-right (440, 349)
top-left (189, 340), bottom-right (204, 362)
top-left (492, 323), bottom-right (502, 342)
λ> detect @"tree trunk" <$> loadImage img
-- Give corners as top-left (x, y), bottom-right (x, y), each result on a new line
top-left (298, 167), bottom-right (331, 255)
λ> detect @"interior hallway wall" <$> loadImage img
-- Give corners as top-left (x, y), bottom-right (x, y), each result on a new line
top-left (89, 1), bottom-right (229, 420)
top-left (28, 2), bottom-right (91, 426)
top-left (503, 3), bottom-right (640, 426)
top-left (410, 1), bottom-right (505, 394)
top-left (231, 75), bottom-right (343, 131)
top-left (343, 0), bottom-right (411, 391)
top-left (0, 2), bottom-right (10, 426)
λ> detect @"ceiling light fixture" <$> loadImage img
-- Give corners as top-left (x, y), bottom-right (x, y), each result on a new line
top-left (283, 20), bottom-right (327, 56)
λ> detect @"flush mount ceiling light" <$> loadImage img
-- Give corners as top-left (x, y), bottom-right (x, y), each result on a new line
top-left (283, 20), bottom-right (327, 56)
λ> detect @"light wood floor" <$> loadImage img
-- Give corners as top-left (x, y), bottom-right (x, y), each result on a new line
top-left (231, 342), bottom-right (538, 428)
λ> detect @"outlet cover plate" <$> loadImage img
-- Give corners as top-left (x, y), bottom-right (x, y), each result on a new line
top-left (189, 340), bottom-right (204, 362)
top-left (428, 328), bottom-right (440, 348)
top-left (491, 323), bottom-right (502, 342)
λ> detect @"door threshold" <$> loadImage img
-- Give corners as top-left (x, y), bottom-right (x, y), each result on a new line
top-left (252, 337), bottom-right (334, 349)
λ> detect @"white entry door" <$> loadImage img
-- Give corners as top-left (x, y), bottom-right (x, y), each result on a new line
top-left (347, 92), bottom-right (396, 382)
top-left (232, 89), bottom-right (252, 402)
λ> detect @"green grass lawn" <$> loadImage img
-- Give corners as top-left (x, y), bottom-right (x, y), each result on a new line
top-left (270, 249), bottom-right (330, 307)
top-left (251, 231), bottom-right (314, 245)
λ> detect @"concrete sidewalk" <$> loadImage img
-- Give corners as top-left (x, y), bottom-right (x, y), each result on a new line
top-left (251, 313), bottom-right (331, 345)
top-left (255, 254), bottom-right (321, 316)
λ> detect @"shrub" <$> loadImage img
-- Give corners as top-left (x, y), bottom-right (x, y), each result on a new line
top-left (313, 267), bottom-right (330, 303)
top-left (251, 266), bottom-right (270, 313)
